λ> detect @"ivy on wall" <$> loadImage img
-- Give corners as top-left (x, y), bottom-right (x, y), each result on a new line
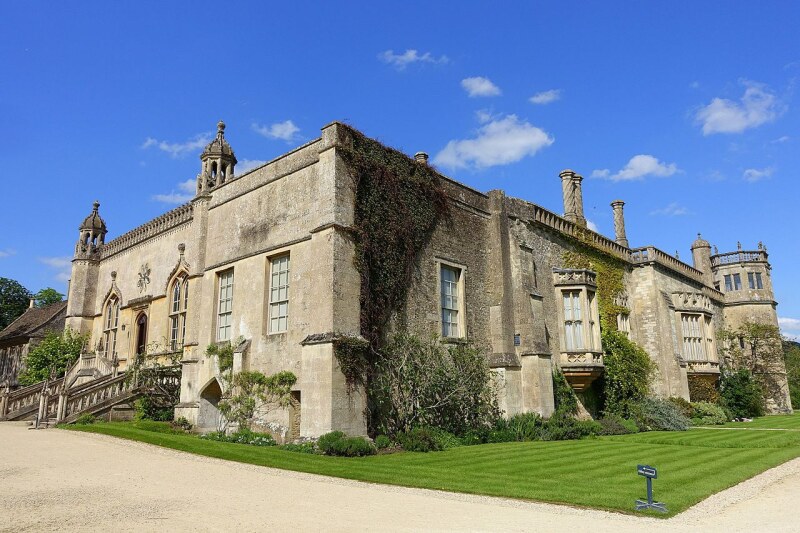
top-left (562, 228), bottom-right (628, 332)
top-left (338, 125), bottom-right (450, 348)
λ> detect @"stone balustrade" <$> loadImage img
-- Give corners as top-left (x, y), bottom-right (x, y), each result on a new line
top-left (630, 246), bottom-right (706, 284)
top-left (530, 205), bottom-right (631, 261)
top-left (711, 250), bottom-right (768, 266)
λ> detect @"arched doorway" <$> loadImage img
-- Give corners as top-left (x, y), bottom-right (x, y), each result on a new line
top-left (135, 313), bottom-right (148, 356)
top-left (198, 378), bottom-right (223, 431)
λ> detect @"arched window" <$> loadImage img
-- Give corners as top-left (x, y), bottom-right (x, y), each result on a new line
top-left (103, 297), bottom-right (119, 358)
top-left (169, 274), bottom-right (189, 351)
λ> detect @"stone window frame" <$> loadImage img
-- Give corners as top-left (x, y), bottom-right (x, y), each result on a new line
top-left (267, 253), bottom-right (291, 334)
top-left (216, 268), bottom-right (235, 342)
top-left (167, 271), bottom-right (189, 351)
top-left (616, 313), bottom-right (631, 337)
top-left (437, 259), bottom-right (466, 340)
top-left (102, 295), bottom-right (120, 358)
top-left (677, 311), bottom-right (717, 363)
top-left (747, 271), bottom-right (763, 290)
top-left (552, 269), bottom-right (601, 356)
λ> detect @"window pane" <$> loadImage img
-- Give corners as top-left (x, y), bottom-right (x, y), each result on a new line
top-left (733, 273), bottom-right (742, 290)
top-left (724, 275), bottom-right (732, 292)
top-left (756, 273), bottom-right (763, 289)
top-left (748, 272), bottom-right (755, 289)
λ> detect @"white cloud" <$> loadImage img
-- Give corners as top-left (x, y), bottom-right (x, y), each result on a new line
top-left (650, 202), bottom-right (690, 216)
top-left (593, 155), bottom-right (678, 182)
top-left (586, 220), bottom-right (599, 232)
top-left (695, 81), bottom-right (783, 135)
top-left (141, 132), bottom-right (213, 158)
top-left (433, 114), bottom-right (553, 170)
top-left (378, 49), bottom-right (448, 70)
top-left (252, 120), bottom-right (300, 142)
top-left (742, 167), bottom-right (774, 182)
top-left (152, 179), bottom-right (196, 205)
top-left (475, 109), bottom-right (497, 124)
top-left (237, 159), bottom-right (267, 175)
top-left (779, 317), bottom-right (800, 341)
top-left (772, 135), bottom-right (790, 144)
top-left (39, 256), bottom-right (72, 283)
top-left (461, 77), bottom-right (501, 98)
top-left (529, 89), bottom-right (561, 105)
top-left (0, 249), bottom-right (16, 258)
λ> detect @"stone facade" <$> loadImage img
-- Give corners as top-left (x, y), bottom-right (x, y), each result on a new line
top-left (62, 121), bottom-right (791, 438)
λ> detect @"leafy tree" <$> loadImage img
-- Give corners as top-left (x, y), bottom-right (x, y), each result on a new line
top-left (18, 329), bottom-right (87, 385)
top-left (719, 368), bottom-right (764, 419)
top-left (33, 287), bottom-right (65, 308)
top-left (718, 321), bottom-right (784, 374)
top-left (601, 330), bottom-right (656, 418)
top-left (369, 333), bottom-right (500, 436)
top-left (783, 340), bottom-right (800, 409)
top-left (0, 277), bottom-right (31, 330)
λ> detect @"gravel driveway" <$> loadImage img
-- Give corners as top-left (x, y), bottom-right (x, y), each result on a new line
top-left (0, 422), bottom-right (797, 532)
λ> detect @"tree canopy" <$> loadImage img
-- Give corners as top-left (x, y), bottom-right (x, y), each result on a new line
top-left (34, 287), bottom-right (65, 308)
top-left (18, 329), bottom-right (86, 385)
top-left (0, 277), bottom-right (31, 330)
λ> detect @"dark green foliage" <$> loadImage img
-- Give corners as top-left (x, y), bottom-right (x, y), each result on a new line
top-left (0, 277), bottom-right (31, 330)
top-left (669, 396), bottom-right (695, 419)
top-left (688, 376), bottom-right (721, 403)
top-left (134, 396), bottom-right (174, 422)
top-left (33, 287), bottom-right (64, 308)
top-left (784, 340), bottom-right (800, 409)
top-left (74, 414), bottom-right (96, 425)
top-left (720, 369), bottom-right (765, 419)
top-left (541, 411), bottom-right (602, 441)
top-left (374, 435), bottom-right (392, 449)
top-left (397, 427), bottom-right (461, 452)
top-left (279, 442), bottom-right (317, 454)
top-left (339, 125), bottom-right (449, 348)
top-left (205, 340), bottom-right (237, 373)
top-left (630, 398), bottom-right (690, 431)
top-left (690, 401), bottom-right (729, 425)
top-left (332, 336), bottom-right (370, 390)
top-left (200, 429), bottom-right (276, 447)
top-left (369, 333), bottom-right (500, 436)
top-left (317, 431), bottom-right (376, 457)
top-left (170, 417), bottom-right (193, 432)
top-left (492, 412), bottom-right (545, 441)
top-left (218, 370), bottom-right (297, 431)
top-left (552, 370), bottom-right (578, 415)
top-left (597, 415), bottom-right (639, 435)
top-left (602, 330), bottom-right (656, 417)
top-left (18, 329), bottom-right (86, 385)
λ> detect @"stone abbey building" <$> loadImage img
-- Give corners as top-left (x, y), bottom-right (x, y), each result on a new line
top-left (60, 121), bottom-right (791, 437)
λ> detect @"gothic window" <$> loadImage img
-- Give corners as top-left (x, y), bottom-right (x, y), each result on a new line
top-left (563, 291), bottom-right (584, 350)
top-left (217, 269), bottom-right (234, 342)
top-left (103, 297), bottom-right (119, 358)
top-left (169, 274), bottom-right (189, 351)
top-left (559, 288), bottom-right (601, 352)
top-left (681, 313), bottom-right (705, 361)
top-left (617, 313), bottom-right (631, 337)
top-left (268, 255), bottom-right (290, 333)
top-left (440, 264), bottom-right (463, 338)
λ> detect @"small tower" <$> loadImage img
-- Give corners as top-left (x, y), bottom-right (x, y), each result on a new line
top-left (197, 121), bottom-right (237, 194)
top-left (690, 233), bottom-right (713, 286)
top-left (75, 201), bottom-right (107, 258)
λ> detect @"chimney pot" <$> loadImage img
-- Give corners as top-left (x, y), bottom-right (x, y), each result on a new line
top-left (29, 298), bottom-right (35, 309)
top-left (414, 152), bottom-right (429, 164)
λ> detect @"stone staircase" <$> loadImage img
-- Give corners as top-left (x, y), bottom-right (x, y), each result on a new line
top-left (0, 354), bottom-right (180, 427)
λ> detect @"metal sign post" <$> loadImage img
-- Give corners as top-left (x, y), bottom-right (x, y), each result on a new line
top-left (635, 464), bottom-right (667, 513)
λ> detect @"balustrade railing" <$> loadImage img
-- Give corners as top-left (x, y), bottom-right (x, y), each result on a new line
top-left (630, 246), bottom-right (705, 284)
top-left (710, 250), bottom-right (767, 266)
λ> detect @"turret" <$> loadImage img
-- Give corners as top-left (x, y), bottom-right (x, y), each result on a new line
top-left (197, 121), bottom-right (237, 194)
top-left (690, 233), bottom-right (713, 286)
top-left (74, 201), bottom-right (107, 258)
top-left (67, 201), bottom-right (106, 334)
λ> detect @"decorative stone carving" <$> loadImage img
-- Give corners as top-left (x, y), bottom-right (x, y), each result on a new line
top-left (137, 264), bottom-right (151, 294)
top-left (671, 291), bottom-right (711, 312)
top-left (552, 268), bottom-right (597, 287)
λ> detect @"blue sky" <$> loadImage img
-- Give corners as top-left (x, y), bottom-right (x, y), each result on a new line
top-left (1, 2), bottom-right (798, 337)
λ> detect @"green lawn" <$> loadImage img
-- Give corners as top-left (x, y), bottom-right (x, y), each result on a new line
top-left (65, 415), bottom-right (800, 517)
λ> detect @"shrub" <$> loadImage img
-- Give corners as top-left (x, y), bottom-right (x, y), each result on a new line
top-left (492, 412), bottom-right (545, 442)
top-left (200, 429), bottom-right (276, 447)
top-left (630, 397), bottom-right (690, 431)
top-left (460, 427), bottom-right (491, 446)
top-left (374, 435), bottom-right (392, 449)
top-left (691, 401), bottom-right (729, 426)
top-left (552, 371), bottom-right (578, 415)
top-left (317, 431), bottom-right (376, 457)
top-left (597, 415), bottom-right (638, 435)
top-left (542, 412), bottom-right (601, 441)
top-left (279, 442), bottom-right (318, 454)
top-left (170, 417), bottom-right (193, 432)
top-left (18, 329), bottom-right (87, 386)
top-left (397, 427), bottom-right (461, 452)
top-left (688, 376), bottom-right (720, 403)
top-left (720, 369), bottom-right (765, 419)
top-left (74, 414), bottom-right (96, 425)
top-left (134, 396), bottom-right (174, 422)
top-left (602, 331), bottom-right (657, 418)
top-left (668, 396), bottom-right (694, 419)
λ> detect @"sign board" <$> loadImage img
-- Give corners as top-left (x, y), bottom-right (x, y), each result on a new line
top-left (637, 464), bottom-right (657, 479)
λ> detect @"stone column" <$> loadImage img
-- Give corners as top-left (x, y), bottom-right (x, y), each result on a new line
top-left (572, 173), bottom-right (586, 227)
top-left (611, 200), bottom-right (629, 247)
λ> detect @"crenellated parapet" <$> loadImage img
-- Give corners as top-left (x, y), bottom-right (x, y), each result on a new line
top-left (100, 203), bottom-right (193, 259)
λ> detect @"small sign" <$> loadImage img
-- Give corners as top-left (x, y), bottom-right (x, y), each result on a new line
top-left (637, 464), bottom-right (657, 478)
top-left (635, 464), bottom-right (667, 513)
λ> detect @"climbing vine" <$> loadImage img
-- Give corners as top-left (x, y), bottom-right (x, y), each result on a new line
top-left (562, 227), bottom-right (628, 331)
top-left (338, 125), bottom-right (450, 348)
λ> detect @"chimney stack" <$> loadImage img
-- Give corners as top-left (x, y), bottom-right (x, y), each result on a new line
top-left (414, 152), bottom-right (429, 164)
top-left (610, 200), bottom-right (629, 247)
top-left (559, 169), bottom-right (586, 227)
top-left (29, 298), bottom-right (35, 309)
